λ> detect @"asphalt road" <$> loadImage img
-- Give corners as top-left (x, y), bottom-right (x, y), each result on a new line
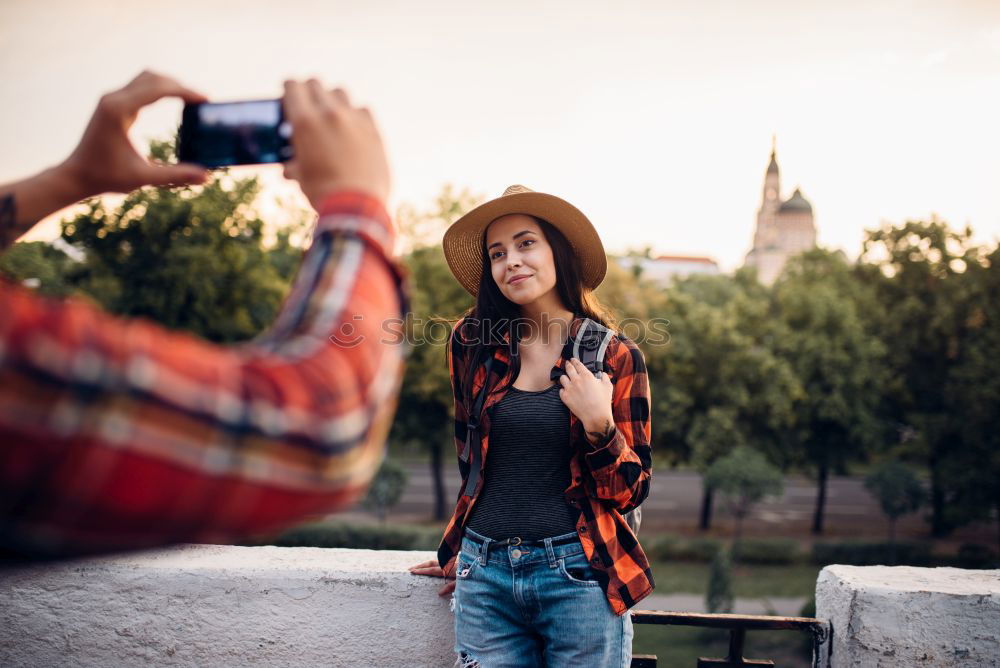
top-left (343, 461), bottom-right (993, 543)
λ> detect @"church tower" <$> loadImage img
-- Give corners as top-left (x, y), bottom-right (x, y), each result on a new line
top-left (744, 139), bottom-right (817, 283)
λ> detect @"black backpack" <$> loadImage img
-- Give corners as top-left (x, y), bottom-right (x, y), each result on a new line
top-left (462, 317), bottom-right (642, 535)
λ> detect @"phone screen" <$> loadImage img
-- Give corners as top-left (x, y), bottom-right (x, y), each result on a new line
top-left (178, 99), bottom-right (293, 168)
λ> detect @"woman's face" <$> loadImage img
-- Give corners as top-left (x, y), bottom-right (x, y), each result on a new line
top-left (485, 214), bottom-right (559, 306)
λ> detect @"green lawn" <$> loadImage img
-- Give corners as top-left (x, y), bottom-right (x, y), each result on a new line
top-left (634, 561), bottom-right (821, 666)
top-left (633, 625), bottom-right (814, 667)
top-left (649, 560), bottom-right (822, 600)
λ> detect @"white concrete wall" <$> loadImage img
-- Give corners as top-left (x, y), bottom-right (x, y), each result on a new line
top-left (1, 545), bottom-right (455, 667)
top-left (816, 565), bottom-right (1000, 667)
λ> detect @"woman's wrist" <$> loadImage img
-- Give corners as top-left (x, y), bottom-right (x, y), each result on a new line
top-left (582, 414), bottom-right (615, 445)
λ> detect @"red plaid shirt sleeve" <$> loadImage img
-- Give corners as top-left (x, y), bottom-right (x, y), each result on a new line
top-left (578, 335), bottom-right (652, 512)
top-left (0, 191), bottom-right (409, 557)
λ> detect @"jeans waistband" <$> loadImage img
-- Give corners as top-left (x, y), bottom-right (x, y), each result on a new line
top-left (463, 528), bottom-right (580, 549)
top-left (462, 527), bottom-right (584, 567)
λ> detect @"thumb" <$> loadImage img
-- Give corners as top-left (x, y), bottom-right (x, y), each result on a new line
top-left (141, 162), bottom-right (209, 188)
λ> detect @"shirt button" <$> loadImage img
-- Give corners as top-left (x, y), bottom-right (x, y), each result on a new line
top-left (578, 525), bottom-right (588, 534)
top-left (511, 549), bottom-right (522, 559)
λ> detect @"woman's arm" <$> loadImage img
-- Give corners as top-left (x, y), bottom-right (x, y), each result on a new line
top-left (561, 337), bottom-right (653, 512)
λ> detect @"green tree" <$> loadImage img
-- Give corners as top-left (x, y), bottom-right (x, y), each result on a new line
top-left (864, 460), bottom-right (924, 561)
top-left (388, 185), bottom-right (478, 519)
top-left (704, 446), bottom-right (784, 560)
top-left (655, 272), bottom-right (800, 530)
top-left (942, 244), bottom-right (1000, 552)
top-left (363, 458), bottom-right (409, 524)
top-left (859, 219), bottom-right (987, 536)
top-left (58, 139), bottom-right (298, 342)
top-left (0, 241), bottom-right (75, 297)
top-left (773, 249), bottom-right (888, 534)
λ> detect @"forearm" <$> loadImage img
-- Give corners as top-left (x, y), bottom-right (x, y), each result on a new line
top-left (0, 192), bottom-right (408, 555)
top-left (0, 165), bottom-right (88, 250)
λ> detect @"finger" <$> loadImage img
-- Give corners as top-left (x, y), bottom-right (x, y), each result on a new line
top-left (564, 359), bottom-right (579, 378)
top-left (306, 78), bottom-right (333, 114)
top-left (282, 159), bottom-right (300, 181)
top-left (558, 373), bottom-right (571, 387)
top-left (410, 560), bottom-right (436, 569)
top-left (124, 70), bottom-right (208, 109)
top-left (330, 87), bottom-right (351, 108)
top-left (438, 580), bottom-right (456, 597)
top-left (282, 79), bottom-right (312, 124)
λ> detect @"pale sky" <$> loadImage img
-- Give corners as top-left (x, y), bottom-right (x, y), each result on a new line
top-left (2, 0), bottom-right (999, 270)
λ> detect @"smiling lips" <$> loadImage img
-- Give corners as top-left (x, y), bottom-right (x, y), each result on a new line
top-left (508, 274), bottom-right (532, 285)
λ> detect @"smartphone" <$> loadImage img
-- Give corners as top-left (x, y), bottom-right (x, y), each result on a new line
top-left (178, 99), bottom-right (293, 168)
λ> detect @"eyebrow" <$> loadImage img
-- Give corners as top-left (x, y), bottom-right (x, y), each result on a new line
top-left (487, 230), bottom-right (535, 251)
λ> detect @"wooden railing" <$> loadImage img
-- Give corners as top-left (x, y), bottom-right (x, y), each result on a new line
top-left (630, 611), bottom-right (832, 668)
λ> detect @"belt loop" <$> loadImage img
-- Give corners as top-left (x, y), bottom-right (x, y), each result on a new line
top-left (480, 536), bottom-right (491, 565)
top-left (545, 536), bottom-right (558, 568)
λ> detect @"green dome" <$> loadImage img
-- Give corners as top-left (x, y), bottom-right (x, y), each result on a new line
top-left (779, 188), bottom-right (812, 213)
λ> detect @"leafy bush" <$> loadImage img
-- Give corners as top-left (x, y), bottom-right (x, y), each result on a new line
top-left (811, 540), bottom-right (932, 566)
top-left (643, 534), bottom-right (683, 561)
top-left (643, 534), bottom-right (723, 562)
top-left (706, 547), bottom-right (734, 613)
top-left (736, 538), bottom-right (801, 565)
top-left (266, 521), bottom-right (441, 551)
top-left (950, 543), bottom-right (998, 569)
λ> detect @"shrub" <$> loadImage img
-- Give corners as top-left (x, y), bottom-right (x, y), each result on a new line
top-left (706, 548), bottom-right (734, 613)
top-left (684, 537), bottom-right (724, 562)
top-left (812, 540), bottom-right (932, 566)
top-left (267, 522), bottom-right (441, 551)
top-left (951, 543), bottom-right (998, 569)
top-left (736, 538), bottom-right (801, 565)
top-left (643, 534), bottom-right (722, 562)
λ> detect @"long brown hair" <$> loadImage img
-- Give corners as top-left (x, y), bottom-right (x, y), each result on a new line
top-left (450, 216), bottom-right (616, 413)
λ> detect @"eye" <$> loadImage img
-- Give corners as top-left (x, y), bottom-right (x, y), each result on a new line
top-left (520, 239), bottom-right (535, 249)
top-left (490, 250), bottom-right (505, 260)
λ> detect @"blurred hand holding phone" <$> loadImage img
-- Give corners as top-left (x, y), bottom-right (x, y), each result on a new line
top-left (178, 99), bottom-right (293, 168)
top-left (176, 81), bottom-right (389, 211)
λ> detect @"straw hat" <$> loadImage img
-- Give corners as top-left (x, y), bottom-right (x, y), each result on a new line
top-left (442, 185), bottom-right (608, 296)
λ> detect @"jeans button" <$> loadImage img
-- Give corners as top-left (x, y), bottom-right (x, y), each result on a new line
top-left (511, 548), bottom-right (522, 559)
top-left (578, 525), bottom-right (587, 534)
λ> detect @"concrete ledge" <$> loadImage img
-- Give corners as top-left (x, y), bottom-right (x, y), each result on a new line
top-left (816, 565), bottom-right (1000, 667)
top-left (1, 545), bottom-right (454, 667)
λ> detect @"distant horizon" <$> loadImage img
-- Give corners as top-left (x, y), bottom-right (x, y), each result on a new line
top-left (3, 0), bottom-right (998, 271)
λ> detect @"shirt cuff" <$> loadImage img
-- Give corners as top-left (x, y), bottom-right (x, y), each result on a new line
top-left (583, 426), bottom-right (627, 471)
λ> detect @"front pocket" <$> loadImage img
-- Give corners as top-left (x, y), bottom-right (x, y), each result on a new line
top-left (558, 555), bottom-right (601, 586)
top-left (455, 553), bottom-right (480, 579)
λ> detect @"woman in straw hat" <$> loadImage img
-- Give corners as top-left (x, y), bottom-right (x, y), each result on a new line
top-left (409, 185), bottom-right (654, 667)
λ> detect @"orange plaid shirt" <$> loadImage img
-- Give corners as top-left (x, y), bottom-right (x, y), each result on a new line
top-left (437, 316), bottom-right (654, 615)
top-left (0, 191), bottom-right (408, 558)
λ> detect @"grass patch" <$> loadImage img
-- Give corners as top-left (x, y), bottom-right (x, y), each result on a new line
top-left (633, 624), bottom-right (812, 667)
top-left (650, 561), bottom-right (822, 599)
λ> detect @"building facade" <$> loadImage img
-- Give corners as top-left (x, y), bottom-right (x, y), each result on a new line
top-left (743, 142), bottom-right (817, 284)
top-left (615, 254), bottom-right (720, 284)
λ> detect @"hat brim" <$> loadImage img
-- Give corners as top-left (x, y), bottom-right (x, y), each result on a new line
top-left (442, 191), bottom-right (607, 297)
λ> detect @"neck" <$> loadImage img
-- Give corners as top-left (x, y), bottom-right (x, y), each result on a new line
top-left (518, 294), bottom-right (574, 347)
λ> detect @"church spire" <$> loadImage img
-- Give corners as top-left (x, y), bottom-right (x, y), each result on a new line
top-left (767, 135), bottom-right (779, 174)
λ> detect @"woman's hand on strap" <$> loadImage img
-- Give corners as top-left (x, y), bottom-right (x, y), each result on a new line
top-left (558, 357), bottom-right (615, 443)
top-left (408, 559), bottom-right (455, 597)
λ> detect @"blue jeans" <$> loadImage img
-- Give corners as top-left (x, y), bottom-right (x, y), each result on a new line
top-left (452, 528), bottom-right (633, 668)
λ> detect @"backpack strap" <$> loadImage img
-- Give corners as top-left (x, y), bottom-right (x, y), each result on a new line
top-left (571, 317), bottom-right (615, 376)
top-left (461, 353), bottom-right (495, 497)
